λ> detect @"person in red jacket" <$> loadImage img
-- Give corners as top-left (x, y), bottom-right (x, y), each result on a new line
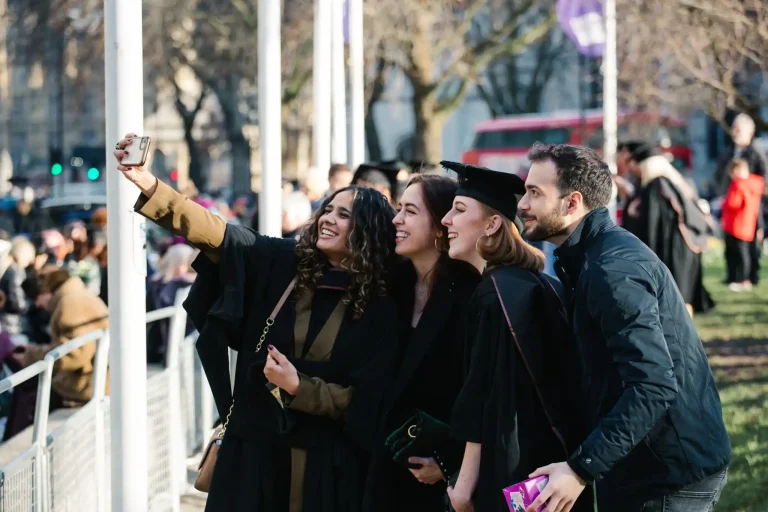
top-left (722, 158), bottom-right (765, 291)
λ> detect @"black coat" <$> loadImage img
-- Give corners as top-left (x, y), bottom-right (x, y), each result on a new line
top-left (184, 225), bottom-right (398, 512)
top-left (554, 208), bottom-right (731, 508)
top-left (624, 177), bottom-right (714, 311)
top-left (364, 260), bottom-right (479, 512)
top-left (450, 267), bottom-right (589, 512)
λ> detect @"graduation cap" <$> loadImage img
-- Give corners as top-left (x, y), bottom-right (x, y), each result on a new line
top-left (440, 161), bottom-right (526, 231)
top-left (629, 143), bottom-right (659, 163)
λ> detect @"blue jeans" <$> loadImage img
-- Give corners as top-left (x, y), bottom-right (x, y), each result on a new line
top-left (640, 469), bottom-right (728, 512)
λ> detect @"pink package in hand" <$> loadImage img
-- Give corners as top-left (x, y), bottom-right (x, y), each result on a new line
top-left (502, 476), bottom-right (549, 512)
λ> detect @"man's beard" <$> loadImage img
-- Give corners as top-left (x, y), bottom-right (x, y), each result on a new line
top-left (522, 206), bottom-right (569, 242)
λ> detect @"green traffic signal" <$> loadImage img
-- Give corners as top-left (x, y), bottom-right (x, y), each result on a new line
top-left (51, 163), bottom-right (63, 176)
top-left (87, 167), bottom-right (100, 181)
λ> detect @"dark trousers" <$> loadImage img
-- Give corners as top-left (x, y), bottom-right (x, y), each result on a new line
top-left (749, 230), bottom-right (762, 284)
top-left (639, 469), bottom-right (728, 512)
top-left (725, 234), bottom-right (751, 283)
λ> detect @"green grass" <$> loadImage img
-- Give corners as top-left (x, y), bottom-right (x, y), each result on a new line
top-left (696, 253), bottom-right (768, 511)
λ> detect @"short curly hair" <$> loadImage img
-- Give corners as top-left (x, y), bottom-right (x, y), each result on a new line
top-left (294, 186), bottom-right (396, 319)
top-left (527, 143), bottom-right (613, 210)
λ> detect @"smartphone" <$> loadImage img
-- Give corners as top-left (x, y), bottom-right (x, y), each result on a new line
top-left (121, 136), bottom-right (151, 166)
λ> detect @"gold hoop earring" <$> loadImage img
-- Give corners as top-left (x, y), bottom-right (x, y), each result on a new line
top-left (434, 237), bottom-right (445, 253)
top-left (475, 234), bottom-right (488, 255)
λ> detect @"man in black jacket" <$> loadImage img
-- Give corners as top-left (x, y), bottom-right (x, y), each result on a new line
top-left (518, 143), bottom-right (731, 512)
top-left (712, 113), bottom-right (767, 285)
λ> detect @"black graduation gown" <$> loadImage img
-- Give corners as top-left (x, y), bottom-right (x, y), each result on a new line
top-left (184, 225), bottom-right (398, 512)
top-left (450, 267), bottom-right (589, 512)
top-left (364, 261), bottom-right (480, 512)
top-left (624, 177), bottom-right (714, 312)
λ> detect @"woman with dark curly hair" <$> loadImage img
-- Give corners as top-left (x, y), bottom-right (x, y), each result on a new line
top-left (113, 134), bottom-right (399, 512)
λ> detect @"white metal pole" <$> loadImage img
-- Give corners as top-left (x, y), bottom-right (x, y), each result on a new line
top-left (104, 1), bottom-right (149, 510)
top-left (603, 0), bottom-right (618, 222)
top-left (347, 0), bottom-right (365, 168)
top-left (330, 0), bottom-right (348, 164)
top-left (258, 0), bottom-right (283, 237)
top-left (313, 0), bottom-right (332, 172)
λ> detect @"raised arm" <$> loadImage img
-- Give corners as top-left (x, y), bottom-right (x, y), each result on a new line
top-left (114, 134), bottom-right (226, 262)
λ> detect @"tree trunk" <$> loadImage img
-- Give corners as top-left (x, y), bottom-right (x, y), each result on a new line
top-left (185, 130), bottom-right (207, 192)
top-left (175, 86), bottom-right (208, 192)
top-left (364, 103), bottom-right (382, 162)
top-left (212, 75), bottom-right (252, 196)
top-left (229, 133), bottom-right (252, 196)
top-left (363, 55), bottom-right (389, 163)
top-left (412, 94), bottom-right (444, 162)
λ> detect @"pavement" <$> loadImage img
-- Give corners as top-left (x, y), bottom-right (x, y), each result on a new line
top-left (180, 457), bottom-right (207, 511)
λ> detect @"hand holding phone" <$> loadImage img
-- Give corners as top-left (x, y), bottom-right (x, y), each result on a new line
top-left (121, 136), bottom-right (151, 167)
top-left (114, 134), bottom-right (158, 196)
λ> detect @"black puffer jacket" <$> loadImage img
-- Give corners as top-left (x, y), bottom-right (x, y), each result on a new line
top-left (554, 208), bottom-right (730, 507)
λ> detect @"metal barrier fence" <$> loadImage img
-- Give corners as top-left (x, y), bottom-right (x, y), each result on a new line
top-left (0, 286), bottom-right (215, 512)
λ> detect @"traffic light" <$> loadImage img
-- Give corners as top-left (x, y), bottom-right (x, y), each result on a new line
top-left (49, 147), bottom-right (64, 176)
top-left (72, 146), bottom-right (106, 182)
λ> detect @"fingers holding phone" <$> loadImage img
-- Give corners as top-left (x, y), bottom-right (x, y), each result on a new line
top-left (113, 134), bottom-right (158, 196)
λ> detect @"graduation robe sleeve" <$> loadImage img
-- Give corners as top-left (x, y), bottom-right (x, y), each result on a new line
top-left (182, 219), bottom-right (297, 421)
top-left (133, 179), bottom-right (226, 262)
top-left (450, 290), bottom-right (514, 444)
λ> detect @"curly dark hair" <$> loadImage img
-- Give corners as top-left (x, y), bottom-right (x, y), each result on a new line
top-left (294, 186), bottom-right (396, 319)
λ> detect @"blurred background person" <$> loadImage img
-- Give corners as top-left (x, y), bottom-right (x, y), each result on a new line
top-left (302, 166), bottom-right (330, 211)
top-left (624, 144), bottom-right (714, 315)
top-left (328, 163), bottom-right (354, 194)
top-left (281, 190), bottom-right (312, 239)
top-left (147, 243), bottom-right (197, 364)
top-left (4, 266), bottom-right (109, 440)
top-left (0, 236), bottom-right (36, 335)
top-left (721, 158), bottom-right (765, 291)
top-left (713, 114), bottom-right (767, 285)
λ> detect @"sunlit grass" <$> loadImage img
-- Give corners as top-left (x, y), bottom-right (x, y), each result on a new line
top-left (696, 254), bottom-right (768, 511)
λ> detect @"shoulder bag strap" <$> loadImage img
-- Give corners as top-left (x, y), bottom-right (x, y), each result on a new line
top-left (219, 276), bottom-right (298, 438)
top-left (490, 273), bottom-right (569, 456)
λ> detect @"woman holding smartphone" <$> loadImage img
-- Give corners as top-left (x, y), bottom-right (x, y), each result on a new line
top-left (113, 135), bottom-right (399, 512)
top-left (364, 174), bottom-right (479, 511)
top-left (439, 162), bottom-right (587, 512)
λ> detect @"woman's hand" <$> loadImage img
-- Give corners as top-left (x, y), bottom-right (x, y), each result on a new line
top-left (407, 457), bottom-right (444, 484)
top-left (446, 484), bottom-right (474, 512)
top-left (264, 345), bottom-right (300, 395)
top-left (113, 133), bottom-right (158, 196)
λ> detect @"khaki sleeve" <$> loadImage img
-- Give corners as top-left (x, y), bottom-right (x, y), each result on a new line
top-left (286, 372), bottom-right (353, 422)
top-left (134, 180), bottom-right (226, 263)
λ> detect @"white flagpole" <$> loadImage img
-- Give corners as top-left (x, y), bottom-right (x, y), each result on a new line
top-left (104, 0), bottom-right (148, 509)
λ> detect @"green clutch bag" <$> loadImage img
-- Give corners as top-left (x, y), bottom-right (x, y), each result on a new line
top-left (384, 409), bottom-right (452, 471)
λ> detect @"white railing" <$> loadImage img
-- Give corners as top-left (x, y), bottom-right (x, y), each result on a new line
top-left (0, 286), bottom-right (214, 512)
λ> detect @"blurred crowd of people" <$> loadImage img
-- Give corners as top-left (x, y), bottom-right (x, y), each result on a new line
top-left (0, 203), bottom-right (201, 440)
top-left (612, 113), bottom-right (766, 315)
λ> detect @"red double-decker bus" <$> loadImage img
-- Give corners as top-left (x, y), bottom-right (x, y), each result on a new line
top-left (461, 110), bottom-right (691, 178)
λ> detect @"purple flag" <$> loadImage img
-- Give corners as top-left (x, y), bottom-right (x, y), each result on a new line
top-left (557, 0), bottom-right (606, 57)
